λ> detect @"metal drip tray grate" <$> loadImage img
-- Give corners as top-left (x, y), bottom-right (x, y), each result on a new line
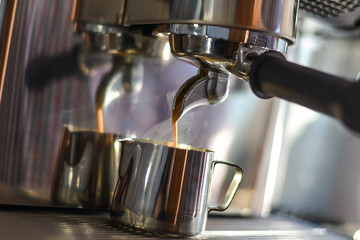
top-left (300, 0), bottom-right (360, 18)
top-left (0, 207), bottom-right (349, 239)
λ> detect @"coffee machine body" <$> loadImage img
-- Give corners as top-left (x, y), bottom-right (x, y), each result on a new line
top-left (0, 0), bottom-right (299, 215)
top-left (11, 0), bottom-right (360, 220)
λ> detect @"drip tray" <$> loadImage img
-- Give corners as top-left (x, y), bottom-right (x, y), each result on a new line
top-left (0, 206), bottom-right (349, 239)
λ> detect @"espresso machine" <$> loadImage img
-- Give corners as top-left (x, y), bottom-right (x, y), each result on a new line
top-left (1, 0), bottom-right (360, 238)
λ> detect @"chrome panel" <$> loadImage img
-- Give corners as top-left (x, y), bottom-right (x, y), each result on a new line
top-left (74, 0), bottom-right (299, 44)
top-left (124, 0), bottom-right (298, 44)
top-left (73, 0), bottom-right (126, 25)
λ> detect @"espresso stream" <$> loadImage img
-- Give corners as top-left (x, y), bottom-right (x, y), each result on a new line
top-left (172, 120), bottom-right (178, 146)
top-left (96, 84), bottom-right (106, 133)
top-left (172, 78), bottom-right (194, 147)
top-left (169, 100), bottom-right (188, 223)
top-left (172, 98), bottom-right (183, 147)
top-left (97, 107), bottom-right (104, 133)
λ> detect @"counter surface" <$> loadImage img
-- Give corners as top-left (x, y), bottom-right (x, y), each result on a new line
top-left (0, 206), bottom-right (350, 239)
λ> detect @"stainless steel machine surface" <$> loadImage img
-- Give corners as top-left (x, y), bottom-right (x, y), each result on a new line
top-left (0, 0), bottom-right (294, 217)
top-left (0, 207), bottom-right (349, 240)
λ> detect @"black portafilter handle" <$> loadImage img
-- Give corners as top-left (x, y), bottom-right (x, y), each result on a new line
top-left (248, 51), bottom-right (360, 134)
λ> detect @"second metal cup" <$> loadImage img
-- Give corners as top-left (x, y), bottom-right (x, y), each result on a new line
top-left (52, 127), bottom-right (121, 209)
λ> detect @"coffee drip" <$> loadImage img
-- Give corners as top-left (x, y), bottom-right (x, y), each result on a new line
top-left (95, 55), bottom-right (144, 133)
top-left (171, 69), bottom-right (230, 147)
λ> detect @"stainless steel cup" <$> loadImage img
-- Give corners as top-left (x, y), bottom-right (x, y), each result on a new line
top-left (51, 126), bottom-right (121, 209)
top-left (111, 138), bottom-right (243, 236)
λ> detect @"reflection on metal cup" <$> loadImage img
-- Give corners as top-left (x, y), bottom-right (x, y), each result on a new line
top-left (51, 126), bottom-right (121, 209)
top-left (111, 138), bottom-right (243, 236)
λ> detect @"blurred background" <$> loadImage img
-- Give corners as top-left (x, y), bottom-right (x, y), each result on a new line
top-left (272, 16), bottom-right (360, 237)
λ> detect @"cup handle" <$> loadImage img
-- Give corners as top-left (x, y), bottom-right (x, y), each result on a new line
top-left (208, 160), bottom-right (243, 212)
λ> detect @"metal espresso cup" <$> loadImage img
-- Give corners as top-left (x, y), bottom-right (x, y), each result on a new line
top-left (111, 138), bottom-right (243, 236)
top-left (52, 127), bottom-right (121, 209)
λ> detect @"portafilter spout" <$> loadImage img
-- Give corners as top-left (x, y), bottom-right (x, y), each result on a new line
top-left (169, 24), bottom-right (290, 123)
top-left (172, 69), bottom-right (230, 122)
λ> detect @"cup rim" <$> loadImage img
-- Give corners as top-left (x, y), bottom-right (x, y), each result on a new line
top-left (119, 138), bottom-right (214, 153)
top-left (63, 125), bottom-right (122, 137)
